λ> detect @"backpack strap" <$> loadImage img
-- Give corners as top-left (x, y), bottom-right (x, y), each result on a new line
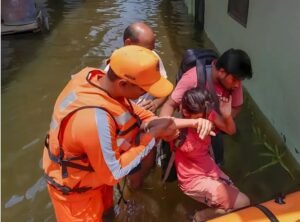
top-left (194, 50), bottom-right (220, 113)
top-left (206, 67), bottom-right (220, 113)
top-left (195, 49), bottom-right (218, 89)
top-left (162, 149), bottom-right (176, 184)
top-left (196, 59), bottom-right (206, 90)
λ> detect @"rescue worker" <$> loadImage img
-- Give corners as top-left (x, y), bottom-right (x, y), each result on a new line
top-left (43, 45), bottom-right (213, 221)
top-left (103, 22), bottom-right (169, 189)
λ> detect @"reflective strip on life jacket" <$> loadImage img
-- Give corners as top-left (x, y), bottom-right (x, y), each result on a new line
top-left (117, 122), bottom-right (140, 136)
top-left (95, 109), bottom-right (155, 180)
top-left (117, 138), bottom-right (131, 151)
top-left (115, 111), bottom-right (132, 126)
top-left (50, 118), bottom-right (58, 130)
top-left (116, 110), bottom-right (142, 137)
top-left (59, 91), bottom-right (77, 111)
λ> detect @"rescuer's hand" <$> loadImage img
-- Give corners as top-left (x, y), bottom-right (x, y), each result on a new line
top-left (145, 117), bottom-right (177, 140)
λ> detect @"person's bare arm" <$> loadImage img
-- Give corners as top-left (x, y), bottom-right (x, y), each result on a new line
top-left (231, 105), bottom-right (242, 118)
top-left (173, 117), bottom-right (215, 139)
top-left (214, 96), bottom-right (236, 135)
top-left (153, 97), bottom-right (167, 110)
top-left (145, 117), bottom-right (215, 140)
top-left (213, 115), bottom-right (236, 135)
top-left (159, 97), bottom-right (179, 117)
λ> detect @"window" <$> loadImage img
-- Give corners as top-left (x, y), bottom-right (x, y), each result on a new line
top-left (228, 0), bottom-right (249, 27)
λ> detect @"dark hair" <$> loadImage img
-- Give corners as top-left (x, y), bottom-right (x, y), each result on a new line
top-left (107, 68), bottom-right (120, 81)
top-left (216, 48), bottom-right (253, 80)
top-left (181, 88), bottom-right (214, 115)
top-left (123, 24), bottom-right (139, 43)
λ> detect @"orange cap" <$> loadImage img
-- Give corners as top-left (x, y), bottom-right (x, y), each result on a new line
top-left (109, 45), bottom-right (173, 98)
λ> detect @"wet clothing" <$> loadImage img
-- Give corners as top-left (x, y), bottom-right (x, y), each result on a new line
top-left (183, 173), bottom-right (239, 210)
top-left (43, 67), bottom-right (155, 221)
top-left (175, 112), bottom-right (239, 210)
top-left (171, 66), bottom-right (242, 164)
top-left (48, 185), bottom-right (113, 222)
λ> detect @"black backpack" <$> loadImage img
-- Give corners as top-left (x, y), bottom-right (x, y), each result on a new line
top-left (160, 49), bottom-right (219, 183)
top-left (176, 48), bottom-right (218, 89)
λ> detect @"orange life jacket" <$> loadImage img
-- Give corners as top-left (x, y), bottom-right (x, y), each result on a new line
top-left (43, 67), bottom-right (146, 195)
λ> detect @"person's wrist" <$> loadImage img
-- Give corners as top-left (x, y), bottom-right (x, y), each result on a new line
top-left (148, 127), bottom-right (159, 138)
top-left (222, 114), bottom-right (232, 120)
top-left (143, 122), bottom-right (158, 137)
top-left (192, 119), bottom-right (198, 128)
top-left (143, 122), bottom-right (150, 133)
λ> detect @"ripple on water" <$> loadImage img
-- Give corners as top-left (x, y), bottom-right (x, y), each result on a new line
top-left (5, 195), bottom-right (24, 208)
top-left (25, 177), bottom-right (47, 200)
top-left (5, 177), bottom-right (47, 209)
top-left (21, 138), bottom-right (40, 150)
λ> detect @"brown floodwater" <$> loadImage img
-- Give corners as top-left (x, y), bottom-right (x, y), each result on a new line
top-left (2, 0), bottom-right (300, 221)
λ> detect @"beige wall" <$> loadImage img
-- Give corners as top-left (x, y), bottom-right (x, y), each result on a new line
top-left (203, 0), bottom-right (300, 164)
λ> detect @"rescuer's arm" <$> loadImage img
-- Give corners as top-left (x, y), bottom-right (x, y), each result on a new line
top-left (133, 102), bottom-right (214, 140)
top-left (132, 102), bottom-right (179, 141)
top-left (74, 108), bottom-right (186, 186)
top-left (70, 108), bottom-right (156, 186)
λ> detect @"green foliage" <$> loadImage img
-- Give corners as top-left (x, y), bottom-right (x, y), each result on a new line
top-left (246, 126), bottom-right (295, 180)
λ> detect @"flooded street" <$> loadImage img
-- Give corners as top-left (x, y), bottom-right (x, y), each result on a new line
top-left (2, 0), bottom-right (300, 221)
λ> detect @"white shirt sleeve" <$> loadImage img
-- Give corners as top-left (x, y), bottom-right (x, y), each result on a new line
top-left (152, 50), bottom-right (167, 78)
top-left (104, 64), bottom-right (110, 72)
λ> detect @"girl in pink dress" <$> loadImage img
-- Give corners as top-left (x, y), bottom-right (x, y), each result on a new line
top-left (174, 87), bottom-right (250, 221)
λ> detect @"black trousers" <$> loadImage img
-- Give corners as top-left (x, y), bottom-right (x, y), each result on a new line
top-left (211, 132), bottom-right (224, 165)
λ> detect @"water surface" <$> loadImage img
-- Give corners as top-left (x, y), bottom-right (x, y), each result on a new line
top-left (2, 0), bottom-right (299, 221)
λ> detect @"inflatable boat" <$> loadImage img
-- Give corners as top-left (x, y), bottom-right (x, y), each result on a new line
top-left (208, 191), bottom-right (300, 222)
